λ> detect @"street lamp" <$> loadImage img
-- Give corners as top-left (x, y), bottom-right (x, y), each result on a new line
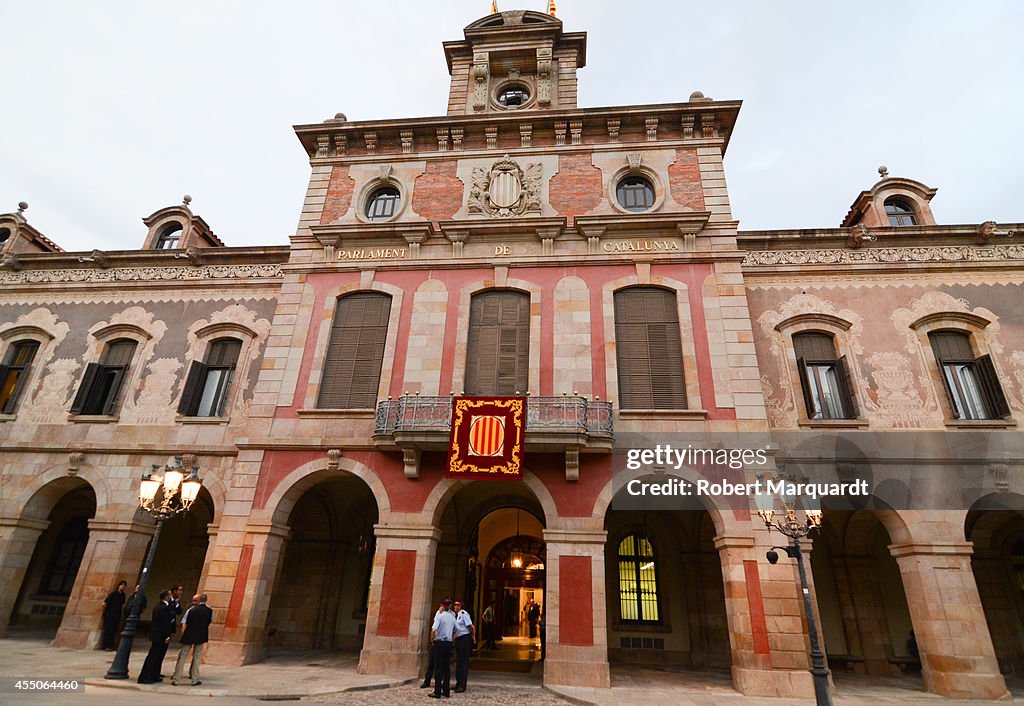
top-left (755, 472), bottom-right (831, 706)
top-left (105, 456), bottom-right (202, 680)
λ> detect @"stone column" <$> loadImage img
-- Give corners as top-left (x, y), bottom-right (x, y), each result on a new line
top-left (358, 524), bottom-right (441, 676)
top-left (0, 517), bottom-right (49, 637)
top-left (52, 518), bottom-right (154, 649)
top-left (890, 541), bottom-right (1009, 700)
top-left (542, 528), bottom-right (611, 689)
top-left (718, 532), bottom-right (817, 698)
top-left (205, 521), bottom-right (289, 665)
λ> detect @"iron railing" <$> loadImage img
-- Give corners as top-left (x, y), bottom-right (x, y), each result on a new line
top-left (374, 396), bottom-right (613, 437)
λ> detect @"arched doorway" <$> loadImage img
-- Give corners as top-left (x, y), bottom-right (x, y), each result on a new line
top-left (967, 493), bottom-right (1024, 677)
top-left (265, 473), bottom-right (378, 651)
top-left (433, 482), bottom-right (546, 670)
top-left (603, 482), bottom-right (730, 673)
top-left (145, 486), bottom-right (215, 608)
top-left (9, 479), bottom-right (96, 635)
top-left (811, 508), bottom-right (916, 678)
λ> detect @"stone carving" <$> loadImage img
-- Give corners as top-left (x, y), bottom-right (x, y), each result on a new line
top-left (472, 52), bottom-right (489, 112)
top-left (327, 449), bottom-right (342, 471)
top-left (845, 224), bottom-right (876, 249)
top-left (124, 358), bottom-right (182, 424)
top-left (975, 220), bottom-right (1015, 244)
top-left (26, 358), bottom-right (80, 423)
top-left (0, 308), bottom-right (70, 348)
top-left (0, 263), bottom-right (282, 285)
top-left (743, 244), bottom-right (1024, 267)
top-left (468, 155), bottom-right (542, 218)
top-left (68, 452), bottom-right (83, 475)
top-left (865, 351), bottom-right (928, 428)
top-left (760, 374), bottom-right (797, 428)
top-left (536, 48), bottom-right (552, 107)
top-left (1, 252), bottom-right (21, 271)
top-left (988, 464), bottom-right (1009, 493)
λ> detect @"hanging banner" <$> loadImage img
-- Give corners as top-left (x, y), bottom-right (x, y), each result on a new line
top-left (447, 396), bottom-right (526, 480)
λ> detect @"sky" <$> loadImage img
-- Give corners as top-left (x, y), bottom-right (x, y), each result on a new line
top-left (1, 1), bottom-right (1022, 253)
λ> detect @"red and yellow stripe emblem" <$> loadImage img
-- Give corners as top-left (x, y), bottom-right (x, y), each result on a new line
top-left (469, 415), bottom-right (505, 457)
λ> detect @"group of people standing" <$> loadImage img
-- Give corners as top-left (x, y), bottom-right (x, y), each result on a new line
top-left (422, 597), bottom-right (475, 698)
top-left (101, 580), bottom-right (212, 686)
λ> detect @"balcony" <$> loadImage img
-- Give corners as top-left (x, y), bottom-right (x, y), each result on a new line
top-left (374, 395), bottom-right (613, 480)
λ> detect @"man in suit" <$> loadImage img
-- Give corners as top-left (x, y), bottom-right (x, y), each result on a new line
top-left (172, 593), bottom-right (213, 686)
top-left (137, 590), bottom-right (175, 684)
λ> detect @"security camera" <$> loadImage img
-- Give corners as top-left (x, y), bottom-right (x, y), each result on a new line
top-left (766, 550), bottom-right (779, 565)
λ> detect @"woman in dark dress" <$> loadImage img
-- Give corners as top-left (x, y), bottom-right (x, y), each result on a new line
top-left (100, 580), bottom-right (127, 650)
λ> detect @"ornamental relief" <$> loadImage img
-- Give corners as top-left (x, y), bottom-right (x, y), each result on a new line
top-left (742, 243), bottom-right (1024, 267)
top-left (468, 155), bottom-right (542, 218)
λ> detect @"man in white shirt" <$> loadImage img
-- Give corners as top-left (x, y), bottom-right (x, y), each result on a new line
top-left (429, 599), bottom-right (456, 698)
top-left (452, 600), bottom-right (475, 693)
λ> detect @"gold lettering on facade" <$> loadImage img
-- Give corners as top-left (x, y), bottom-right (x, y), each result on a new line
top-left (601, 240), bottom-right (682, 253)
top-left (494, 245), bottom-right (511, 255)
top-left (336, 248), bottom-right (409, 261)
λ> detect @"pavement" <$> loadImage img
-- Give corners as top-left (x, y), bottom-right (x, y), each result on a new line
top-left (1, 634), bottom-right (1022, 704)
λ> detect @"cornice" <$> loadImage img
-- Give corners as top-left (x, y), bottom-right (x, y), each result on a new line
top-left (741, 243), bottom-right (1024, 269)
top-left (0, 261), bottom-right (284, 287)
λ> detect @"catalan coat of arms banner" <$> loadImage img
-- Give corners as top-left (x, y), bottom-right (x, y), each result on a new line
top-left (446, 396), bottom-right (526, 480)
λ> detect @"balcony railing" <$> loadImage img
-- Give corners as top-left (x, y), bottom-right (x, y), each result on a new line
top-left (374, 395), bottom-right (613, 438)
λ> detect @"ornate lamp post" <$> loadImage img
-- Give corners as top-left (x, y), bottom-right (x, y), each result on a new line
top-left (105, 457), bottom-right (202, 680)
top-left (755, 473), bottom-right (832, 706)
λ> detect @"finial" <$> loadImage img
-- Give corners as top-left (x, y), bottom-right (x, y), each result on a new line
top-left (878, 165), bottom-right (889, 179)
top-left (17, 201), bottom-right (28, 214)
top-left (183, 194), bottom-right (192, 206)
top-left (333, 112), bottom-right (348, 121)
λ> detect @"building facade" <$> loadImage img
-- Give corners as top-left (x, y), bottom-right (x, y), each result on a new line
top-left (1, 10), bottom-right (1022, 700)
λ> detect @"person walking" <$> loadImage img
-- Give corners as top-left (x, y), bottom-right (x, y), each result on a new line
top-left (481, 603), bottom-right (496, 649)
top-left (428, 598), bottom-right (455, 699)
top-left (420, 598), bottom-right (448, 689)
top-left (137, 590), bottom-right (176, 684)
top-left (452, 600), bottom-right (475, 693)
top-left (527, 599), bottom-right (540, 640)
top-left (172, 593), bottom-right (213, 686)
top-left (100, 580), bottom-right (127, 650)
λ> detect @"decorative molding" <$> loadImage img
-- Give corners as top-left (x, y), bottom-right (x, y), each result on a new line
top-left (607, 118), bottom-right (620, 141)
top-left (400, 130), bottom-right (413, 154)
top-left (569, 121), bottom-right (583, 146)
top-left (742, 244), bottom-right (1024, 267)
top-left (0, 263), bottom-right (283, 285)
top-left (450, 128), bottom-right (464, 151)
top-left (436, 128), bottom-right (449, 152)
top-left (681, 114), bottom-right (695, 140)
top-left (554, 121), bottom-right (567, 146)
top-left (327, 448), bottom-right (342, 471)
top-left (645, 117), bottom-right (658, 141)
top-left (68, 452), bottom-right (83, 476)
top-left (333, 134), bottom-right (347, 156)
top-left (485, 126), bottom-right (498, 149)
top-left (472, 52), bottom-right (489, 112)
top-left (364, 132), bottom-right (377, 154)
top-left (536, 47), bottom-right (552, 107)
top-left (520, 123), bottom-right (532, 148)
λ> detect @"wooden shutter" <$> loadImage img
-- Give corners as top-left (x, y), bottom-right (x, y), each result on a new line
top-left (465, 291), bottom-right (529, 396)
top-left (796, 357), bottom-right (817, 418)
top-left (0, 365), bottom-right (11, 413)
top-left (975, 354), bottom-right (1011, 418)
top-left (929, 332), bottom-right (973, 418)
top-left (614, 288), bottom-right (686, 409)
top-left (70, 363), bottom-right (101, 414)
top-left (318, 292), bottom-right (391, 408)
top-left (101, 367), bottom-right (127, 415)
top-left (177, 361), bottom-right (207, 415)
top-left (208, 339), bottom-right (241, 366)
top-left (836, 355), bottom-right (859, 419)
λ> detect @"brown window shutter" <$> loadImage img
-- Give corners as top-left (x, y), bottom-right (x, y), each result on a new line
top-left (796, 357), bottom-right (817, 418)
top-left (614, 288), bottom-right (686, 409)
top-left (70, 363), bottom-right (101, 414)
top-left (208, 339), bottom-right (242, 366)
top-left (318, 292), bottom-right (391, 409)
top-left (975, 354), bottom-right (1010, 418)
top-left (793, 332), bottom-right (836, 362)
top-left (836, 355), bottom-right (859, 419)
top-left (466, 291), bottom-right (530, 396)
top-left (177, 361), bottom-right (207, 415)
top-left (929, 332), bottom-right (973, 418)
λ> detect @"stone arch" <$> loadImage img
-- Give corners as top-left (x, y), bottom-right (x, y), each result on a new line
top-left (6, 464), bottom-right (108, 523)
top-left (251, 455), bottom-right (391, 528)
top-left (423, 469), bottom-right (556, 528)
top-left (591, 469), bottom-right (731, 538)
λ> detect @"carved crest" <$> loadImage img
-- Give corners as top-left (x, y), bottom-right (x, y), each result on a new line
top-left (469, 155), bottom-right (542, 218)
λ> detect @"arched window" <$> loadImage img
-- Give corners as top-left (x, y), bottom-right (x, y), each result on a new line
top-left (498, 85), bottom-right (530, 108)
top-left (1011, 540), bottom-right (1024, 595)
top-left (614, 287), bottom-right (686, 409)
top-left (0, 227), bottom-right (11, 246)
top-left (70, 338), bottom-right (137, 415)
top-left (793, 332), bottom-right (857, 420)
top-left (178, 337), bottom-right (242, 417)
top-left (884, 198), bottom-right (917, 226)
top-left (0, 340), bottom-right (41, 414)
top-left (616, 176), bottom-right (656, 212)
top-left (929, 330), bottom-right (1009, 420)
top-left (465, 290), bottom-right (530, 396)
top-left (617, 533), bottom-right (660, 623)
top-left (318, 292), bottom-right (392, 409)
top-left (155, 222), bottom-right (183, 249)
top-left (365, 186), bottom-right (401, 222)
top-left (41, 516), bottom-right (89, 596)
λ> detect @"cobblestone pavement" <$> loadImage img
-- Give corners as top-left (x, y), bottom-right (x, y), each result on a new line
top-left (305, 680), bottom-right (567, 705)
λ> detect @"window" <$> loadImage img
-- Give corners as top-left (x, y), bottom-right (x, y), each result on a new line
top-left (0, 340), bottom-right (40, 413)
top-left (793, 332), bottom-right (858, 420)
top-left (884, 198), bottom-right (917, 226)
top-left (0, 227), bottom-right (11, 246)
top-left (155, 222), bottom-right (183, 249)
top-left (40, 517), bottom-right (89, 596)
top-left (70, 339), bottom-right (137, 415)
top-left (929, 331), bottom-right (1009, 420)
top-left (614, 287), bottom-right (686, 409)
top-left (498, 85), bottom-right (530, 107)
top-left (465, 290), bottom-right (530, 396)
top-left (617, 534), bottom-right (660, 623)
top-left (365, 186), bottom-right (401, 222)
top-left (616, 176), bottom-right (656, 213)
top-left (177, 338), bottom-right (242, 417)
top-left (318, 292), bottom-right (392, 408)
